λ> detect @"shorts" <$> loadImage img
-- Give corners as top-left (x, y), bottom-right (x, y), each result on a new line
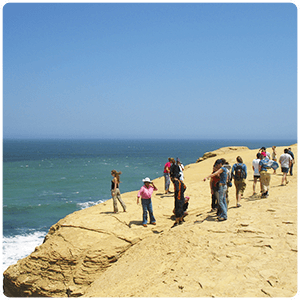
top-left (281, 167), bottom-right (289, 173)
top-left (254, 175), bottom-right (260, 179)
top-left (234, 179), bottom-right (246, 194)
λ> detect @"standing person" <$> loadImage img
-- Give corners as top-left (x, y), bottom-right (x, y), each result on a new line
top-left (210, 163), bottom-right (220, 213)
top-left (231, 156), bottom-right (247, 208)
top-left (111, 170), bottom-right (126, 213)
top-left (271, 146), bottom-right (277, 174)
top-left (288, 147), bottom-right (295, 176)
top-left (171, 175), bottom-right (187, 227)
top-left (203, 159), bottom-right (228, 221)
top-left (170, 158), bottom-right (180, 181)
top-left (279, 149), bottom-right (293, 185)
top-left (221, 158), bottom-right (232, 205)
top-left (137, 177), bottom-right (157, 227)
top-left (163, 158), bottom-right (172, 194)
top-left (260, 147), bottom-right (271, 159)
top-left (271, 146), bottom-right (277, 161)
top-left (177, 158), bottom-right (185, 181)
top-left (252, 153), bottom-right (261, 195)
top-left (259, 153), bottom-right (271, 198)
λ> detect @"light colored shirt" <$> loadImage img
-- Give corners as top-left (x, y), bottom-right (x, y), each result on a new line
top-left (259, 158), bottom-right (269, 172)
top-left (252, 158), bottom-right (260, 176)
top-left (137, 185), bottom-right (157, 199)
top-left (279, 153), bottom-right (292, 168)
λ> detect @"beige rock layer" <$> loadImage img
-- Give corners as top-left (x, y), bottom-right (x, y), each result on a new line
top-left (3, 145), bottom-right (297, 297)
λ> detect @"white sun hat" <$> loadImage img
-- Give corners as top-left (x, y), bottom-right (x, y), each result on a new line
top-left (142, 177), bottom-right (152, 183)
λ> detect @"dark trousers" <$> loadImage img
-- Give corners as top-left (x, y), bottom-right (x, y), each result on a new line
top-left (174, 199), bottom-right (184, 218)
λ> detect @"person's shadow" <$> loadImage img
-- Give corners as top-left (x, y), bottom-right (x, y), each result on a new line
top-left (156, 192), bottom-right (173, 198)
top-left (128, 220), bottom-right (144, 228)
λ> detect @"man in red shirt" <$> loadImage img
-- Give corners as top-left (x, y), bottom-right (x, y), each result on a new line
top-left (163, 158), bottom-right (172, 194)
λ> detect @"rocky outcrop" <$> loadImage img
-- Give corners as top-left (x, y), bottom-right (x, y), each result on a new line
top-left (196, 146), bottom-right (249, 162)
top-left (3, 145), bottom-right (297, 298)
top-left (3, 205), bottom-right (144, 297)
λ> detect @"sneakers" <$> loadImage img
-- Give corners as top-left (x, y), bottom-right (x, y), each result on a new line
top-left (218, 217), bottom-right (227, 222)
top-left (143, 223), bottom-right (156, 227)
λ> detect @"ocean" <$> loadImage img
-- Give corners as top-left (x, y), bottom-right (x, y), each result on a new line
top-left (2, 138), bottom-right (296, 272)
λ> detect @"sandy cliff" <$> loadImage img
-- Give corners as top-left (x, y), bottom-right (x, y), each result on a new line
top-left (3, 145), bottom-right (297, 297)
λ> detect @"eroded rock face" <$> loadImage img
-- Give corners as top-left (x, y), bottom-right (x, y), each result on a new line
top-left (3, 207), bottom-right (142, 297)
top-left (196, 147), bottom-right (249, 163)
top-left (3, 145), bottom-right (297, 298)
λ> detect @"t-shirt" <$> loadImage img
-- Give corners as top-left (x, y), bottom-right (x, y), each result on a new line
top-left (288, 150), bottom-right (294, 160)
top-left (252, 159), bottom-right (260, 176)
top-left (259, 158), bottom-right (270, 172)
top-left (219, 167), bottom-right (228, 184)
top-left (211, 173), bottom-right (220, 188)
top-left (137, 185), bottom-right (157, 199)
top-left (164, 162), bottom-right (171, 173)
top-left (231, 163), bottom-right (247, 180)
top-left (170, 164), bottom-right (180, 178)
top-left (279, 153), bottom-right (292, 168)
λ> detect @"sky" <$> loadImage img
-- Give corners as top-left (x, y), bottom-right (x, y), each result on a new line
top-left (3, 2), bottom-right (298, 140)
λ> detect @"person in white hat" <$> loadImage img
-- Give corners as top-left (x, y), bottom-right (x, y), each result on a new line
top-left (137, 177), bottom-right (157, 227)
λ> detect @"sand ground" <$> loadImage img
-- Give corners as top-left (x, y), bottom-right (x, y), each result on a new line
top-left (85, 144), bottom-right (297, 297)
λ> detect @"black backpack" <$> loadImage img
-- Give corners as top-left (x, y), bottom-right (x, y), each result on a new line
top-left (234, 164), bottom-right (245, 180)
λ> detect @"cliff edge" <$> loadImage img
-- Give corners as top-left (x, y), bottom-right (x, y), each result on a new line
top-left (3, 145), bottom-right (297, 297)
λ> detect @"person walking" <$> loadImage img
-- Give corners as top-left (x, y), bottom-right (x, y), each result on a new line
top-left (210, 163), bottom-right (220, 213)
top-left (111, 170), bottom-right (126, 213)
top-left (203, 159), bottom-right (229, 221)
top-left (231, 156), bottom-right (247, 207)
top-left (259, 153), bottom-right (271, 198)
top-left (272, 146), bottom-right (277, 174)
top-left (252, 153), bottom-right (261, 195)
top-left (279, 149), bottom-right (293, 185)
top-left (288, 147), bottom-right (295, 176)
top-left (137, 177), bottom-right (157, 227)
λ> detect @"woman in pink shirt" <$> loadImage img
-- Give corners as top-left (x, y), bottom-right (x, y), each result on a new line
top-left (137, 177), bottom-right (157, 227)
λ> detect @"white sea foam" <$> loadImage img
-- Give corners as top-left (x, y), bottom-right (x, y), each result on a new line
top-left (77, 199), bottom-right (105, 210)
top-left (2, 231), bottom-right (46, 272)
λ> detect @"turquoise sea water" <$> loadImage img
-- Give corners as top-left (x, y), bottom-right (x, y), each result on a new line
top-left (2, 138), bottom-right (296, 271)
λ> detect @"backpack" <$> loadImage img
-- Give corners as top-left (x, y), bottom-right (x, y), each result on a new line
top-left (234, 164), bottom-right (245, 180)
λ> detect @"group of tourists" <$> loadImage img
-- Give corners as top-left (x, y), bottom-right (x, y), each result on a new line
top-left (204, 146), bottom-right (295, 222)
top-left (110, 146), bottom-right (295, 226)
top-left (110, 156), bottom-right (188, 228)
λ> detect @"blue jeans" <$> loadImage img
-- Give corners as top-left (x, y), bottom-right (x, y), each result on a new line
top-left (164, 173), bottom-right (170, 191)
top-left (218, 185), bottom-right (227, 219)
top-left (290, 163), bottom-right (294, 175)
top-left (141, 198), bottom-right (156, 224)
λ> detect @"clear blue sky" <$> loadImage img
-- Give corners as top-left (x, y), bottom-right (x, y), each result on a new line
top-left (3, 3), bottom-right (297, 140)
